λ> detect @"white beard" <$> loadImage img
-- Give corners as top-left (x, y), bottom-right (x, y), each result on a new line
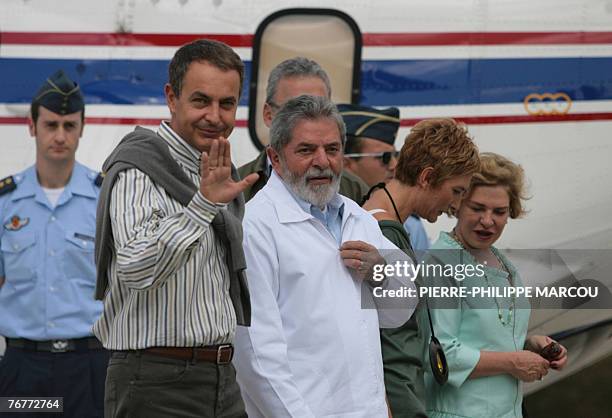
top-left (279, 159), bottom-right (341, 208)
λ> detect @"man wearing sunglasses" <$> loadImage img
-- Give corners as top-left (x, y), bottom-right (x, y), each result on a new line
top-left (340, 104), bottom-right (431, 254)
top-left (340, 104), bottom-right (401, 188)
top-left (348, 150), bottom-right (399, 167)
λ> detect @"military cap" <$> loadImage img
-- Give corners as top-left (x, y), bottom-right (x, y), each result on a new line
top-left (32, 70), bottom-right (84, 115)
top-left (338, 104), bottom-right (400, 146)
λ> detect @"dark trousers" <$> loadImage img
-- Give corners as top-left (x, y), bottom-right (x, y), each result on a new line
top-left (105, 351), bottom-right (246, 418)
top-left (0, 346), bottom-right (110, 418)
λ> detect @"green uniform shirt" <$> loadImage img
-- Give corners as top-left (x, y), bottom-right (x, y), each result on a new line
top-left (378, 219), bottom-right (428, 418)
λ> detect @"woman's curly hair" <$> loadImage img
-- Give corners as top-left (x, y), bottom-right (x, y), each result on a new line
top-left (395, 118), bottom-right (481, 188)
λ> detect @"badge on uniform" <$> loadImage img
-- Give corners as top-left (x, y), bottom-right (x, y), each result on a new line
top-left (4, 215), bottom-right (29, 231)
top-left (0, 175), bottom-right (17, 196)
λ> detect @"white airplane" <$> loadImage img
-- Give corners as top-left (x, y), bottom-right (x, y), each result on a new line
top-left (1, 0), bottom-right (611, 393)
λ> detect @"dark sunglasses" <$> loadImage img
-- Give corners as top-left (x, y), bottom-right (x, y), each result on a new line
top-left (344, 151), bottom-right (399, 165)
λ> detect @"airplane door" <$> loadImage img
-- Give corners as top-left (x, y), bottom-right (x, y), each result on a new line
top-left (248, 8), bottom-right (362, 149)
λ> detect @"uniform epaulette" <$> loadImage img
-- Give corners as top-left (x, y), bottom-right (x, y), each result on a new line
top-left (0, 176), bottom-right (17, 196)
top-left (94, 172), bottom-right (105, 187)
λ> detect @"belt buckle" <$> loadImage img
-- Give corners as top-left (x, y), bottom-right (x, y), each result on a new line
top-left (216, 344), bottom-right (232, 364)
top-left (50, 340), bottom-right (70, 353)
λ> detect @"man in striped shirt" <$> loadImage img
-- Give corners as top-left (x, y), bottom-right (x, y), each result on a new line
top-left (93, 39), bottom-right (257, 418)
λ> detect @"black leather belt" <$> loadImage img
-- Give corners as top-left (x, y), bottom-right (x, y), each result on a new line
top-left (143, 344), bottom-right (234, 364)
top-left (6, 337), bottom-right (104, 353)
top-left (111, 344), bottom-right (234, 365)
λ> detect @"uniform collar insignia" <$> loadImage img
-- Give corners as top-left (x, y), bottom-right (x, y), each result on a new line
top-left (4, 215), bottom-right (29, 231)
top-left (0, 175), bottom-right (17, 196)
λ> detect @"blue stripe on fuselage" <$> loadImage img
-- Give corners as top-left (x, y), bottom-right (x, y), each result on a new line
top-left (0, 58), bottom-right (252, 106)
top-left (361, 58), bottom-right (612, 105)
top-left (1, 57), bottom-right (611, 106)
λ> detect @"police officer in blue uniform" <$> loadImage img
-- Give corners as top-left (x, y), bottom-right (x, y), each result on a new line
top-left (0, 70), bottom-right (108, 417)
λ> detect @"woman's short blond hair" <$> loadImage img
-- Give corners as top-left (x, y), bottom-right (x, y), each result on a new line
top-left (470, 152), bottom-right (529, 218)
top-left (395, 118), bottom-right (480, 188)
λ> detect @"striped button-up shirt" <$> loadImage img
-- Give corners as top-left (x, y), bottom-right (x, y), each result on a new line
top-left (93, 121), bottom-right (236, 349)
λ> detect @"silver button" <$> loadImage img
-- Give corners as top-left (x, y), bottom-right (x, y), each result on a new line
top-left (47, 321), bottom-right (55, 328)
top-left (50, 216), bottom-right (56, 222)
top-left (81, 240), bottom-right (87, 246)
top-left (49, 250), bottom-right (55, 256)
top-left (49, 286), bottom-right (56, 292)
top-left (13, 244), bottom-right (19, 250)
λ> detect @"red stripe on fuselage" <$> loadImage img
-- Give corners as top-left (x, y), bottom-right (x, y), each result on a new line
top-left (0, 117), bottom-right (249, 126)
top-left (400, 113), bottom-right (612, 126)
top-left (362, 32), bottom-right (612, 46)
top-left (1, 114), bottom-right (612, 126)
top-left (1, 32), bottom-right (254, 47)
top-left (3, 31), bottom-right (612, 47)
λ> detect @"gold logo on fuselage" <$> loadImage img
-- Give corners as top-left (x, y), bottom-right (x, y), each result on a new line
top-left (524, 92), bottom-right (572, 115)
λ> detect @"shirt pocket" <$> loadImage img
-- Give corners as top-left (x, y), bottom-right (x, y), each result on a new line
top-left (62, 229), bottom-right (96, 283)
top-left (1, 232), bottom-right (38, 286)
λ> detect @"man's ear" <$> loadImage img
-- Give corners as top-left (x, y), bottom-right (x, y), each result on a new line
top-left (78, 111), bottom-right (85, 137)
top-left (416, 166), bottom-right (434, 189)
top-left (263, 103), bottom-right (273, 128)
top-left (28, 114), bottom-right (36, 137)
top-left (164, 83), bottom-right (177, 115)
top-left (266, 146), bottom-right (282, 176)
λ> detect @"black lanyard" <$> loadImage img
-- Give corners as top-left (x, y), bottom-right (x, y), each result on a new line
top-left (364, 181), bottom-right (449, 384)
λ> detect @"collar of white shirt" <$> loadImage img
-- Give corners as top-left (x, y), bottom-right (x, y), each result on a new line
top-left (265, 170), bottom-right (355, 229)
top-left (158, 121), bottom-right (201, 175)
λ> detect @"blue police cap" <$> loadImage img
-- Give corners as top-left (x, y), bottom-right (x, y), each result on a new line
top-left (32, 70), bottom-right (84, 115)
top-left (338, 104), bottom-right (400, 146)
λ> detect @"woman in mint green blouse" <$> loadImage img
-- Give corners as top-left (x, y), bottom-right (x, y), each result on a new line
top-left (420, 153), bottom-right (568, 418)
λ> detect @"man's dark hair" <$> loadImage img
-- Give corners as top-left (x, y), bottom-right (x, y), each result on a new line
top-left (344, 135), bottom-right (362, 156)
top-left (168, 39), bottom-right (245, 98)
top-left (30, 103), bottom-right (42, 123)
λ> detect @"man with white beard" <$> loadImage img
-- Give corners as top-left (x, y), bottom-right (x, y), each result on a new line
top-left (233, 95), bottom-right (416, 418)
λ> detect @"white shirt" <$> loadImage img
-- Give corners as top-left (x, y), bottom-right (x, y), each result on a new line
top-left (234, 171), bottom-right (417, 418)
top-left (41, 186), bottom-right (65, 207)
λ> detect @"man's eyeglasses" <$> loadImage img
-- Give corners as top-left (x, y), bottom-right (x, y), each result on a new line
top-left (344, 151), bottom-right (399, 165)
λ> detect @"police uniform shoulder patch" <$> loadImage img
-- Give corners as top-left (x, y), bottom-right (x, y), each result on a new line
top-left (4, 215), bottom-right (29, 231)
top-left (0, 176), bottom-right (17, 196)
top-left (94, 172), bottom-right (105, 187)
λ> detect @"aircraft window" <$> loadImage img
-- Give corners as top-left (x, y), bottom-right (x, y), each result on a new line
top-left (249, 8), bottom-right (362, 149)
